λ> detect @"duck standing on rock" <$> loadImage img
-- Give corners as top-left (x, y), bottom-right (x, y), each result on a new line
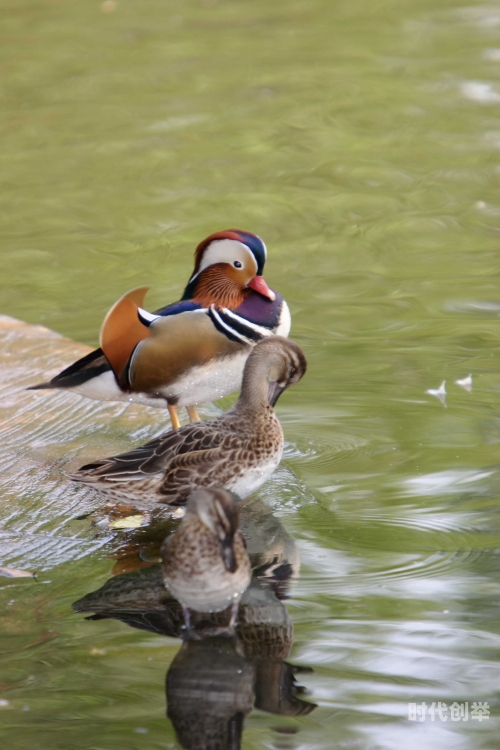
top-left (30, 229), bottom-right (290, 429)
top-left (69, 336), bottom-right (307, 506)
top-left (161, 488), bottom-right (252, 634)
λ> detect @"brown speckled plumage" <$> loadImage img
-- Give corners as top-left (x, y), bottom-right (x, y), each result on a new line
top-left (162, 489), bottom-right (251, 618)
top-left (69, 336), bottom-right (307, 507)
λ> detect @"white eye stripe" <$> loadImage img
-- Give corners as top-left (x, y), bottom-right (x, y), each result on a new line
top-left (192, 239), bottom-right (257, 280)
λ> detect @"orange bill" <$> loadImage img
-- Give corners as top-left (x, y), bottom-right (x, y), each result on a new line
top-left (100, 286), bottom-right (151, 384)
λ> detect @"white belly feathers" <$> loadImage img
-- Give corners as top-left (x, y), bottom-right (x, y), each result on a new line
top-left (157, 350), bottom-right (250, 406)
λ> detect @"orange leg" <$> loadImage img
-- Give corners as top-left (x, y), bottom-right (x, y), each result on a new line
top-left (168, 403), bottom-right (181, 430)
top-left (186, 406), bottom-right (201, 423)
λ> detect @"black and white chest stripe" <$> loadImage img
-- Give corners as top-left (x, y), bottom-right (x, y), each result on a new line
top-left (207, 306), bottom-right (274, 345)
top-left (138, 301), bottom-right (291, 347)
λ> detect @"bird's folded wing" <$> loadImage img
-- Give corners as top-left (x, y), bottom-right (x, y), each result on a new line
top-left (70, 420), bottom-right (232, 482)
top-left (158, 446), bottom-right (239, 502)
top-left (128, 311), bottom-right (242, 393)
top-left (28, 298), bottom-right (205, 391)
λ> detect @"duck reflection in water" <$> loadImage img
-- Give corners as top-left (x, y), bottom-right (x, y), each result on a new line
top-left (166, 624), bottom-right (314, 750)
top-left (73, 501), bottom-right (316, 748)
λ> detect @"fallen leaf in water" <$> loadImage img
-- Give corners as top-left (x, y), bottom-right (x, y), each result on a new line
top-left (171, 507), bottom-right (186, 519)
top-left (0, 567), bottom-right (34, 578)
top-left (109, 515), bottom-right (147, 530)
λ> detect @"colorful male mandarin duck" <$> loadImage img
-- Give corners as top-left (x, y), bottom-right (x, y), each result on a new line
top-left (30, 229), bottom-right (291, 428)
top-left (69, 337), bottom-right (307, 507)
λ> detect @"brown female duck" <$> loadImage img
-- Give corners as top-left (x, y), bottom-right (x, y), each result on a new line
top-left (161, 488), bottom-right (251, 632)
top-left (69, 336), bottom-right (307, 507)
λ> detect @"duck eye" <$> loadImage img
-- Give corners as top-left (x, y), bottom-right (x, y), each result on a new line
top-left (233, 260), bottom-right (242, 269)
top-left (289, 366), bottom-right (297, 378)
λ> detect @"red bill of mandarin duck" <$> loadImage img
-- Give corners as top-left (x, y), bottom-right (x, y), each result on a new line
top-left (68, 337), bottom-right (307, 507)
top-left (30, 229), bottom-right (291, 429)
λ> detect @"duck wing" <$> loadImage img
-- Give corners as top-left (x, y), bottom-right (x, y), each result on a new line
top-left (126, 309), bottom-right (243, 394)
top-left (28, 295), bottom-right (202, 392)
top-left (157, 444), bottom-right (242, 504)
top-left (70, 417), bottom-right (233, 484)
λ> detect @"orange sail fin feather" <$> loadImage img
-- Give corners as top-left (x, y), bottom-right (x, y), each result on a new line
top-left (99, 286), bottom-right (151, 386)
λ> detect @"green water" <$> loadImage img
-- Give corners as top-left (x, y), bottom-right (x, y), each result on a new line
top-left (2, 0), bottom-right (500, 747)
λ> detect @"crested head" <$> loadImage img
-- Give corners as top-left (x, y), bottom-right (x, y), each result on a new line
top-left (239, 335), bottom-right (307, 408)
top-left (193, 229), bottom-right (267, 277)
top-left (181, 229), bottom-right (274, 308)
top-left (186, 488), bottom-right (242, 573)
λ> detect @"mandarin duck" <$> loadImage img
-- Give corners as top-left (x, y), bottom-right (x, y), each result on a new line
top-left (162, 488), bottom-right (252, 633)
top-left (30, 229), bottom-right (291, 429)
top-left (69, 336), bottom-right (307, 506)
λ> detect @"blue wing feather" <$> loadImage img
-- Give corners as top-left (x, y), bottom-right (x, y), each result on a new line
top-left (152, 300), bottom-right (204, 318)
